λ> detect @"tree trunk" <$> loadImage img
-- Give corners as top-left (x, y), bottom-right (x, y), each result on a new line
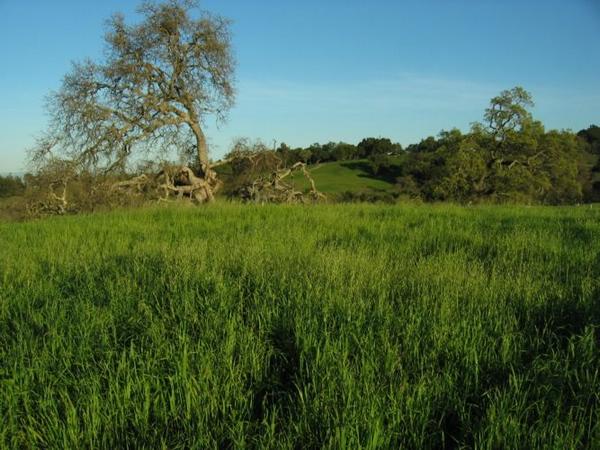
top-left (185, 114), bottom-right (218, 203)
top-left (190, 122), bottom-right (209, 174)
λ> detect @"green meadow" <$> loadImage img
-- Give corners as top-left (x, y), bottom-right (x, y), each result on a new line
top-left (1, 204), bottom-right (598, 448)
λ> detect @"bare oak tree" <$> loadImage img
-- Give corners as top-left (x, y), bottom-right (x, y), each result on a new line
top-left (32, 0), bottom-right (235, 202)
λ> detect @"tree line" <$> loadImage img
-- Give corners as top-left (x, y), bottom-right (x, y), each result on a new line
top-left (273, 138), bottom-right (403, 166)
top-left (250, 88), bottom-right (600, 204)
top-left (2, 114), bottom-right (599, 212)
top-left (0, 175), bottom-right (25, 198)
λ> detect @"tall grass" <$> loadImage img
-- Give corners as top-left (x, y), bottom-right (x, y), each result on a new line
top-left (0, 204), bottom-right (598, 448)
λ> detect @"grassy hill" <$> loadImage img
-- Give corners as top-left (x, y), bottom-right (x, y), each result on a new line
top-left (1, 204), bottom-right (599, 448)
top-left (287, 160), bottom-right (396, 194)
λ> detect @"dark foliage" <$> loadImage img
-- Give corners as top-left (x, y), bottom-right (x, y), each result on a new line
top-left (0, 175), bottom-right (25, 198)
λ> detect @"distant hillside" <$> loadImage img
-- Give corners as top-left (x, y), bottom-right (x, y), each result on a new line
top-left (287, 159), bottom-right (398, 195)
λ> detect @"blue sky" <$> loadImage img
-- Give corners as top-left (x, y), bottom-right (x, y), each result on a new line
top-left (1, 0), bottom-right (599, 173)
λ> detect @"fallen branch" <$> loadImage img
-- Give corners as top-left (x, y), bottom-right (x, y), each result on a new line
top-left (242, 162), bottom-right (325, 204)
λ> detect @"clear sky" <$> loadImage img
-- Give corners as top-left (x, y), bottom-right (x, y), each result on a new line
top-left (1, 0), bottom-right (599, 173)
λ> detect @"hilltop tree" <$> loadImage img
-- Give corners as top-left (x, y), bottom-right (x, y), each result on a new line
top-left (484, 86), bottom-right (534, 140)
top-left (32, 0), bottom-right (235, 202)
top-left (358, 138), bottom-right (402, 158)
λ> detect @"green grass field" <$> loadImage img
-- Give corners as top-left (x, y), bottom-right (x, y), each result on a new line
top-left (1, 204), bottom-right (599, 448)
